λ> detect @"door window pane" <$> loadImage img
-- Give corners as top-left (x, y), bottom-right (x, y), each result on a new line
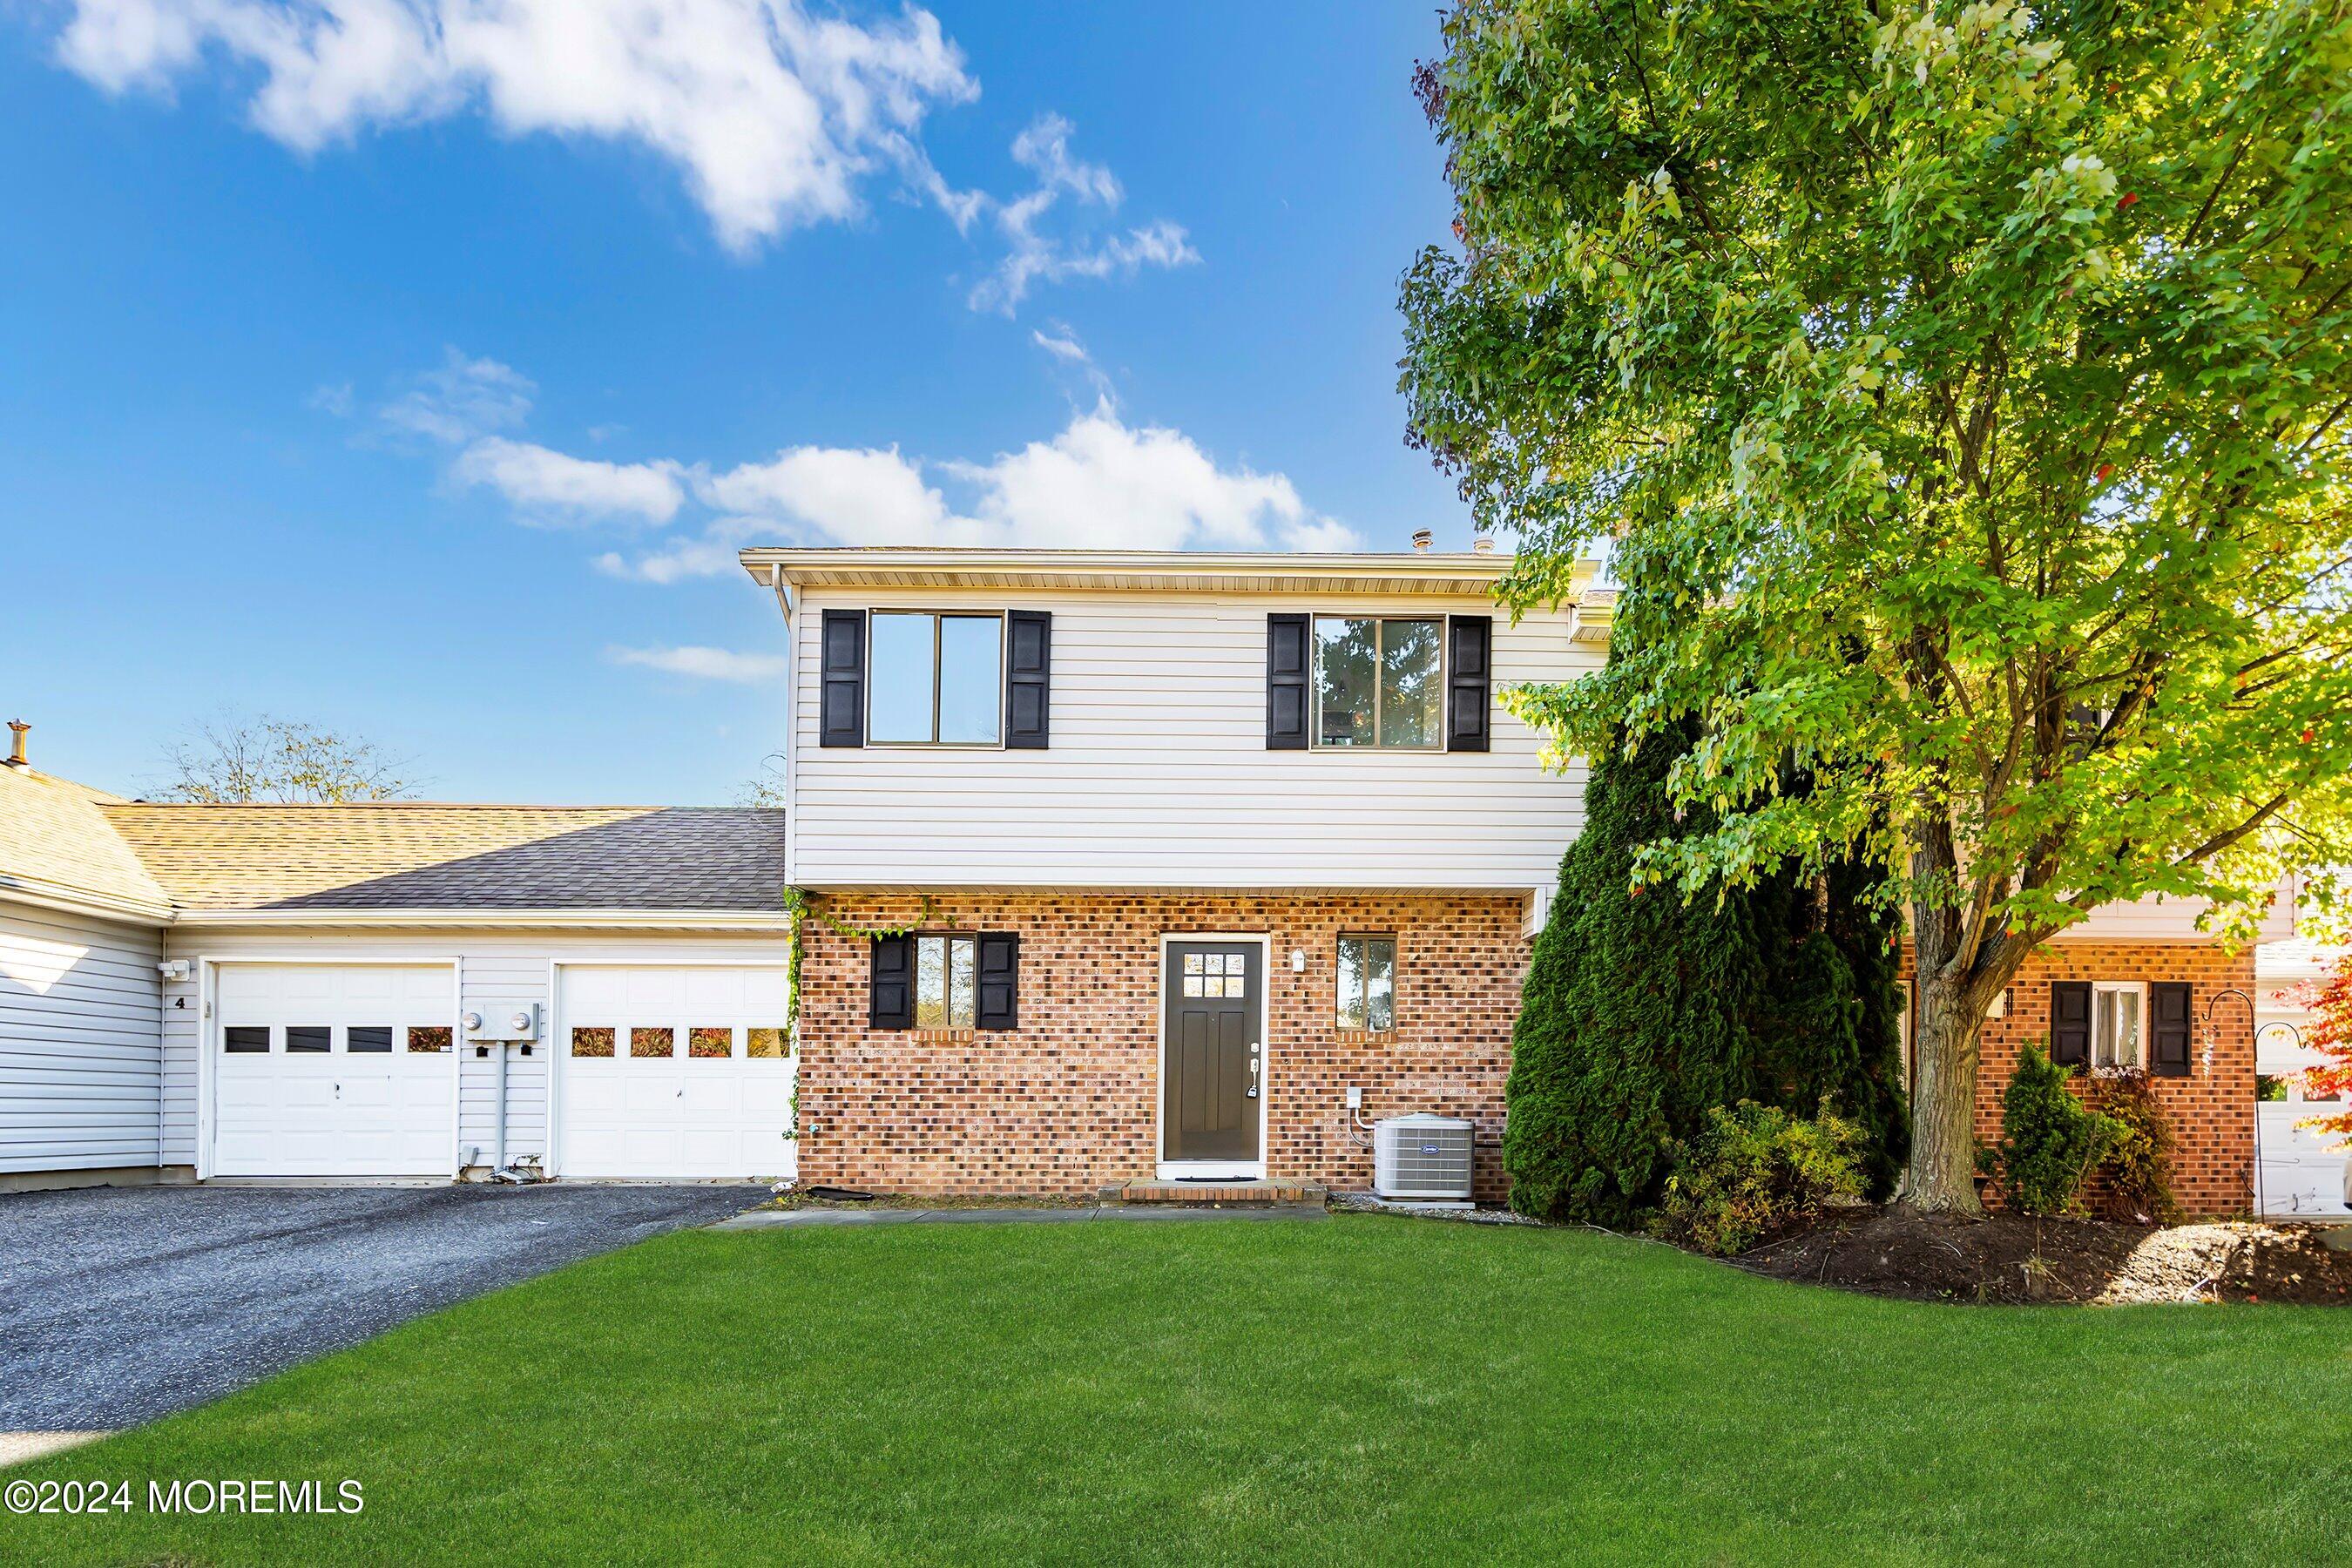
top-left (348, 1026), bottom-right (394, 1053)
top-left (406, 1025), bottom-right (453, 1053)
top-left (689, 1026), bottom-right (734, 1059)
top-left (1315, 618), bottom-right (1378, 746)
top-left (746, 1027), bottom-right (789, 1059)
top-left (868, 611), bottom-right (936, 743)
top-left (571, 1026), bottom-right (616, 1058)
top-left (224, 1025), bottom-right (270, 1053)
top-left (630, 1026), bottom-right (676, 1059)
top-left (1377, 620), bottom-right (1443, 747)
top-left (937, 615), bottom-right (1004, 743)
top-left (286, 1026), bottom-right (331, 1054)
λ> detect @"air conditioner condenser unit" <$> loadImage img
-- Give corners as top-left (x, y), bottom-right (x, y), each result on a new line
top-left (1372, 1113), bottom-right (1475, 1201)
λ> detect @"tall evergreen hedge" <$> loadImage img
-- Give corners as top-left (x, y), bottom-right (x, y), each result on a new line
top-left (1504, 727), bottom-right (1910, 1223)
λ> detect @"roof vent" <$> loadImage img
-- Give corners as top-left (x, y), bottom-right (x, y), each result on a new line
top-left (3, 720), bottom-right (26, 770)
top-left (1410, 530), bottom-right (1433, 554)
top-left (1471, 536), bottom-right (1496, 556)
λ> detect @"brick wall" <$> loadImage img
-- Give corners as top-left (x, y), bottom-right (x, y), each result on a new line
top-left (795, 893), bottom-right (1529, 1199)
top-left (1903, 942), bottom-right (2258, 1217)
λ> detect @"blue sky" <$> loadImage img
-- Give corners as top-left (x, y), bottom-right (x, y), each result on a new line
top-left (0, 2), bottom-right (1469, 803)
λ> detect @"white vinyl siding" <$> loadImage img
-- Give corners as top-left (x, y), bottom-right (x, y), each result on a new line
top-left (788, 590), bottom-right (1596, 889)
top-left (0, 901), bottom-right (164, 1174)
top-left (158, 926), bottom-right (789, 1176)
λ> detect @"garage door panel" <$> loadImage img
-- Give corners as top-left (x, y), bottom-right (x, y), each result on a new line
top-left (211, 965), bottom-right (455, 1178)
top-left (560, 965), bottom-right (794, 1180)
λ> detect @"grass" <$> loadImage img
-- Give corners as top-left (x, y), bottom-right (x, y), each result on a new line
top-left (5, 1213), bottom-right (2349, 1565)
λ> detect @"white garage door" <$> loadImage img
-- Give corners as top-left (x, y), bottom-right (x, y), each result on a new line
top-left (558, 965), bottom-right (794, 1180)
top-left (2256, 1064), bottom-right (2350, 1219)
top-left (213, 964), bottom-right (456, 1177)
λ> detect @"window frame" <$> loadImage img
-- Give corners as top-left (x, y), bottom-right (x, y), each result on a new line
top-left (1308, 614), bottom-right (1446, 752)
top-left (2091, 980), bottom-right (2147, 1071)
top-left (865, 608), bottom-right (1009, 749)
top-left (913, 931), bottom-right (980, 1031)
top-left (1335, 933), bottom-right (1399, 1033)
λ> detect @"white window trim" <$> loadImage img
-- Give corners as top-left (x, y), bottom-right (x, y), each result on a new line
top-left (913, 932), bottom-right (979, 1031)
top-left (1336, 933), bottom-right (1398, 1033)
top-left (865, 608), bottom-right (1008, 749)
top-left (1309, 613), bottom-right (1446, 753)
top-left (2092, 980), bottom-right (2147, 1071)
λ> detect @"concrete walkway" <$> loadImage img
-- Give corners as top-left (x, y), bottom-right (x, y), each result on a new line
top-left (713, 1203), bottom-right (1327, 1229)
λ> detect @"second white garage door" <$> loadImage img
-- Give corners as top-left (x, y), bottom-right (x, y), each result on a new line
top-left (558, 965), bottom-right (794, 1180)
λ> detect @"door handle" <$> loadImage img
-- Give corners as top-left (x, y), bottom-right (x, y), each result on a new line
top-left (1247, 1045), bottom-right (1260, 1099)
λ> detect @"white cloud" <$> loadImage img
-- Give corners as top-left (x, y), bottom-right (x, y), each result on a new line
top-left (380, 348), bottom-right (535, 443)
top-left (1031, 326), bottom-right (1089, 364)
top-left (454, 437), bottom-right (685, 524)
top-left (610, 644), bottom-right (788, 682)
top-left (55, 0), bottom-right (977, 253)
top-left (592, 403), bottom-right (1356, 574)
top-left (960, 116), bottom-right (1198, 313)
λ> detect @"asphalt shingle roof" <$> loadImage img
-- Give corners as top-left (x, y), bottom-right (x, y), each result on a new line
top-left (0, 767), bottom-right (172, 914)
top-left (94, 802), bottom-right (787, 913)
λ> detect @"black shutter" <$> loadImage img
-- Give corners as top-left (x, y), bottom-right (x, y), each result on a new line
top-left (2050, 980), bottom-right (2092, 1067)
top-left (821, 610), bottom-right (866, 748)
top-left (977, 933), bottom-right (1019, 1031)
top-left (1267, 613), bottom-right (1309, 749)
top-left (1006, 611), bottom-right (1051, 749)
top-left (1447, 614), bottom-right (1491, 752)
top-left (2150, 981), bottom-right (2193, 1078)
top-left (870, 935), bottom-right (913, 1030)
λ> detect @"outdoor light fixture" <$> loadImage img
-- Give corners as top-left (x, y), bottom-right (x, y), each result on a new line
top-left (1290, 949), bottom-right (1307, 972)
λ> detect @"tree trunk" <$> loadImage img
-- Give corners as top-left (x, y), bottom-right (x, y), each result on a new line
top-left (1903, 975), bottom-right (1985, 1215)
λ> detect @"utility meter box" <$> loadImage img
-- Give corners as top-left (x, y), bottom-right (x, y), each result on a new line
top-left (464, 1002), bottom-right (540, 1043)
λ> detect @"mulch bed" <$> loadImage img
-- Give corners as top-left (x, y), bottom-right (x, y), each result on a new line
top-left (1734, 1206), bottom-right (2352, 1305)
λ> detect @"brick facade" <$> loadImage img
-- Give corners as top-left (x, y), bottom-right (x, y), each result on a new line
top-left (794, 893), bottom-right (1530, 1200)
top-left (1902, 941), bottom-right (2258, 1218)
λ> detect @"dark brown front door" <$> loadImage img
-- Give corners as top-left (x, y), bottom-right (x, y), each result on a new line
top-left (1164, 942), bottom-right (1260, 1162)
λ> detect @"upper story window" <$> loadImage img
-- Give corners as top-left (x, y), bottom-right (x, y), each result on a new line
top-left (868, 611), bottom-right (1004, 747)
top-left (1314, 617), bottom-right (1443, 749)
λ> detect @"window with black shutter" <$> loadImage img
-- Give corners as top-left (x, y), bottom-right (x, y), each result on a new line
top-left (821, 609), bottom-right (867, 747)
top-left (2050, 980), bottom-right (2092, 1066)
top-left (1267, 613), bottom-right (1309, 748)
top-left (1006, 612), bottom-right (1051, 749)
top-left (2150, 981), bottom-right (2193, 1078)
top-left (870, 934), bottom-right (914, 1030)
top-left (1446, 614), bottom-right (1491, 752)
top-left (977, 934), bottom-right (1019, 1030)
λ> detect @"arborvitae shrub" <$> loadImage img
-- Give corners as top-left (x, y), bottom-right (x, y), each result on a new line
top-left (1503, 720), bottom-right (1909, 1223)
top-left (1997, 1044), bottom-right (2123, 1216)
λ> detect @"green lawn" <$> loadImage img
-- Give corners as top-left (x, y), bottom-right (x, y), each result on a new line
top-left (5, 1214), bottom-right (2348, 1566)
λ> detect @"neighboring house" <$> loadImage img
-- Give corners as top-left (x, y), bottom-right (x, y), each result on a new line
top-left (2247, 939), bottom-right (2351, 1218)
top-left (738, 545), bottom-right (2287, 1214)
top-left (1, 732), bottom-right (790, 1190)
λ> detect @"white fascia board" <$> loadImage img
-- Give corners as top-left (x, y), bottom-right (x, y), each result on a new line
top-left (179, 908), bottom-right (793, 931)
top-left (0, 875), bottom-right (173, 926)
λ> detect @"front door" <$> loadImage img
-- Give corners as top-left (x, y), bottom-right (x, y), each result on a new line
top-left (1163, 942), bottom-right (1260, 1164)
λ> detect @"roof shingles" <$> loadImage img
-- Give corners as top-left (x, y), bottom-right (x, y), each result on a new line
top-left (95, 803), bottom-right (787, 913)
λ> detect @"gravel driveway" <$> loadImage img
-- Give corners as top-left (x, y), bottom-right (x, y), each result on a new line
top-left (0, 1184), bottom-right (760, 1430)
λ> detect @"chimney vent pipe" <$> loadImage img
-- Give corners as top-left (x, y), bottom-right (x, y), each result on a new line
top-left (1409, 530), bottom-right (1433, 554)
top-left (3, 720), bottom-right (26, 769)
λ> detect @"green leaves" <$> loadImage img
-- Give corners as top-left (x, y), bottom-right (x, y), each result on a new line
top-left (1402, 0), bottom-right (2352, 958)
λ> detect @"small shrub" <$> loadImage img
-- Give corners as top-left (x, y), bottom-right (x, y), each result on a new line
top-left (1997, 1044), bottom-right (2124, 1216)
top-left (1654, 1100), bottom-right (1867, 1255)
top-left (2092, 1069), bottom-right (2182, 1225)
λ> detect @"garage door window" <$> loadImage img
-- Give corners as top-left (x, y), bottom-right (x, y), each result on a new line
top-left (689, 1026), bottom-right (733, 1059)
top-left (747, 1027), bottom-right (789, 1059)
top-left (571, 1026), bottom-right (617, 1058)
top-left (348, 1026), bottom-right (394, 1053)
top-left (631, 1026), bottom-right (676, 1059)
top-left (406, 1025), bottom-right (453, 1053)
top-left (225, 1025), bottom-right (270, 1053)
top-left (286, 1026), bottom-right (331, 1054)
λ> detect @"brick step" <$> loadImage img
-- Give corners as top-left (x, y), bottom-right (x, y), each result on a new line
top-left (1102, 1179), bottom-right (1328, 1207)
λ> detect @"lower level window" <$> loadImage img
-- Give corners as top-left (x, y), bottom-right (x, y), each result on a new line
top-left (916, 935), bottom-right (977, 1030)
top-left (2092, 981), bottom-right (2144, 1069)
top-left (1337, 936), bottom-right (1396, 1031)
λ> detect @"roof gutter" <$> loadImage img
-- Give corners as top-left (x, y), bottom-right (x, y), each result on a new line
top-left (0, 875), bottom-right (175, 927)
top-left (166, 908), bottom-right (795, 932)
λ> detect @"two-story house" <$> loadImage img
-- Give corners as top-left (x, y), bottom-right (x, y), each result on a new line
top-left (0, 544), bottom-right (2295, 1213)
